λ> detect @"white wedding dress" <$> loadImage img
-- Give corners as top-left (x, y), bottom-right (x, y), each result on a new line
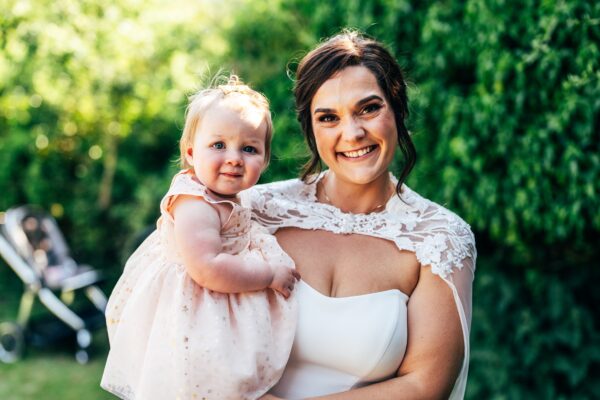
top-left (242, 172), bottom-right (476, 399)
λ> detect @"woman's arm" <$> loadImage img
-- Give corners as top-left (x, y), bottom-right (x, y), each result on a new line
top-left (172, 195), bottom-right (276, 293)
top-left (262, 265), bottom-right (464, 400)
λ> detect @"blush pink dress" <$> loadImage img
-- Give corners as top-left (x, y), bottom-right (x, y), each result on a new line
top-left (101, 170), bottom-right (297, 400)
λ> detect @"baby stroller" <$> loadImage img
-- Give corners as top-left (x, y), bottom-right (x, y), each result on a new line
top-left (0, 205), bottom-right (107, 364)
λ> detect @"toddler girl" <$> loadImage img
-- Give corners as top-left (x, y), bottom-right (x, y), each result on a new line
top-left (101, 76), bottom-right (299, 400)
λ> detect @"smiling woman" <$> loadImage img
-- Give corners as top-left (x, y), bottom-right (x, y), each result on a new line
top-left (245, 31), bottom-right (476, 400)
top-left (310, 66), bottom-right (398, 211)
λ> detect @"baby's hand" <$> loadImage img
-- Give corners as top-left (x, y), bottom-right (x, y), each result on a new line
top-left (268, 264), bottom-right (300, 299)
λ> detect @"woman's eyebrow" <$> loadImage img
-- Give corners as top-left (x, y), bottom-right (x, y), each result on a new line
top-left (313, 94), bottom-right (383, 114)
top-left (313, 107), bottom-right (335, 114)
top-left (314, 94), bottom-right (385, 114)
top-left (356, 94), bottom-right (384, 106)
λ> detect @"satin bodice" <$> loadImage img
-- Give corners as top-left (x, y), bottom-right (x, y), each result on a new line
top-left (270, 280), bottom-right (408, 398)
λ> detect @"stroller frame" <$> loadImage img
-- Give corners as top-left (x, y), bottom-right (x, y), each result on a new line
top-left (0, 206), bottom-right (107, 364)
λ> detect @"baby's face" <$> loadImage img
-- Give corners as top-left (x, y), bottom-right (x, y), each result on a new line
top-left (186, 98), bottom-right (268, 197)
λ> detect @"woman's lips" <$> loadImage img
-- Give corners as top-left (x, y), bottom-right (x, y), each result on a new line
top-left (337, 145), bottom-right (377, 159)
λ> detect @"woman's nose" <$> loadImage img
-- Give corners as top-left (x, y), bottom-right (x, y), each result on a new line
top-left (341, 117), bottom-right (366, 142)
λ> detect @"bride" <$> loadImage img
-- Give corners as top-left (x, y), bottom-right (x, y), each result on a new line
top-left (245, 30), bottom-right (476, 399)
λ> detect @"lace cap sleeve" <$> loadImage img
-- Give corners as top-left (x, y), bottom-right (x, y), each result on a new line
top-left (398, 193), bottom-right (477, 280)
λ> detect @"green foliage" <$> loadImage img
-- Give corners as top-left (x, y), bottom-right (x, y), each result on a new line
top-left (0, 0), bottom-right (225, 264)
top-left (401, 4), bottom-right (600, 393)
top-left (0, 0), bottom-right (598, 398)
top-left (469, 253), bottom-right (600, 399)
top-left (412, 0), bottom-right (600, 260)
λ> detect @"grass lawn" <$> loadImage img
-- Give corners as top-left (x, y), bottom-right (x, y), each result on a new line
top-left (0, 332), bottom-right (113, 400)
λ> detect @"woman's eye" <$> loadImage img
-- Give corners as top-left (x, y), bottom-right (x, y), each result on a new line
top-left (318, 114), bottom-right (338, 123)
top-left (242, 146), bottom-right (257, 154)
top-left (211, 142), bottom-right (225, 149)
top-left (361, 103), bottom-right (382, 114)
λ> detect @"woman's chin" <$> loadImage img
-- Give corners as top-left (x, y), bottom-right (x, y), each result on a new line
top-left (330, 167), bottom-right (389, 186)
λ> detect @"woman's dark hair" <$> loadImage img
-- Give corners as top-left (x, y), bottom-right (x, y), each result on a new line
top-left (294, 30), bottom-right (416, 195)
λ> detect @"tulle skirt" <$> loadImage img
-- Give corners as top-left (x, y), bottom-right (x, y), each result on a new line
top-left (101, 231), bottom-right (296, 400)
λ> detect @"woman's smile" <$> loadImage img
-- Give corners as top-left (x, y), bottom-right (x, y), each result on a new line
top-left (337, 144), bottom-right (378, 160)
top-left (311, 65), bottom-right (398, 186)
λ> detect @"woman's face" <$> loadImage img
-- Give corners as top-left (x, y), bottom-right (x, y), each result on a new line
top-left (310, 66), bottom-right (398, 186)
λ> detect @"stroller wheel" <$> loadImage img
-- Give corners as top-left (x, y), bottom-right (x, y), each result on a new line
top-left (75, 349), bottom-right (89, 364)
top-left (0, 322), bottom-right (25, 363)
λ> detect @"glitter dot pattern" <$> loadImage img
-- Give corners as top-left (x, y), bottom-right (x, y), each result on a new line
top-left (101, 171), bottom-right (298, 399)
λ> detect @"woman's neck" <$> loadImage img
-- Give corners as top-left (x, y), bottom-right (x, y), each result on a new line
top-left (318, 171), bottom-right (393, 214)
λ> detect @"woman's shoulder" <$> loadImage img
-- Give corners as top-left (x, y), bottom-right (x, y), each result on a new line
top-left (390, 185), bottom-right (476, 278)
top-left (397, 185), bottom-right (473, 236)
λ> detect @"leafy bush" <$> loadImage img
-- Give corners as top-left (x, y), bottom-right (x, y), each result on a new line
top-left (1, 0), bottom-right (598, 397)
top-left (0, 0), bottom-right (221, 265)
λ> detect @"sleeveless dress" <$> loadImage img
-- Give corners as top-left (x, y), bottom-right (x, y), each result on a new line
top-left (242, 173), bottom-right (476, 399)
top-left (101, 170), bottom-right (297, 400)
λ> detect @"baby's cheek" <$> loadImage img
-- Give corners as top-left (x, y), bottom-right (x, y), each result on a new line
top-left (251, 158), bottom-right (266, 172)
top-left (248, 161), bottom-right (265, 183)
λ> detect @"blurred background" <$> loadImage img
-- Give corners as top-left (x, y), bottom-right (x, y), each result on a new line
top-left (0, 0), bottom-right (598, 398)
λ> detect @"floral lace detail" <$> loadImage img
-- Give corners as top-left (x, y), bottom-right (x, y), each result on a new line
top-left (243, 173), bottom-right (476, 279)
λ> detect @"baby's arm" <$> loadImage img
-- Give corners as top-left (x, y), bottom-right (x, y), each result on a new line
top-left (172, 195), bottom-right (294, 294)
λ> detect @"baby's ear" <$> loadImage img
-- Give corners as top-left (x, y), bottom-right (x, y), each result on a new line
top-left (261, 158), bottom-right (270, 172)
top-left (185, 147), bottom-right (194, 166)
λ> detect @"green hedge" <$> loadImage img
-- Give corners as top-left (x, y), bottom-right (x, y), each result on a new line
top-left (1, 0), bottom-right (598, 397)
top-left (0, 0), bottom-right (214, 268)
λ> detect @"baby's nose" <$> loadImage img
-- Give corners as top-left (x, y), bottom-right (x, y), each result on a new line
top-left (225, 151), bottom-right (243, 165)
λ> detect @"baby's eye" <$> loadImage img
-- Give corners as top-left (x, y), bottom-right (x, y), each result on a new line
top-left (242, 146), bottom-right (257, 154)
top-left (318, 114), bottom-right (338, 123)
top-left (360, 103), bottom-right (382, 114)
top-left (211, 142), bottom-right (225, 150)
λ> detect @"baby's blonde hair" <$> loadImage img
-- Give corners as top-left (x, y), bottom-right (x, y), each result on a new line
top-left (179, 75), bottom-right (273, 169)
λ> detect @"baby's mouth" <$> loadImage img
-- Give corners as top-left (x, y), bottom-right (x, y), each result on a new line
top-left (221, 172), bottom-right (243, 177)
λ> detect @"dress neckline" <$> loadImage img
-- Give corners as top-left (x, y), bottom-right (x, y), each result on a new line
top-left (306, 172), bottom-right (408, 216)
top-left (299, 280), bottom-right (409, 302)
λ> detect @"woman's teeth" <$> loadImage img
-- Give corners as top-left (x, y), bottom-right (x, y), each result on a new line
top-left (341, 145), bottom-right (375, 158)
